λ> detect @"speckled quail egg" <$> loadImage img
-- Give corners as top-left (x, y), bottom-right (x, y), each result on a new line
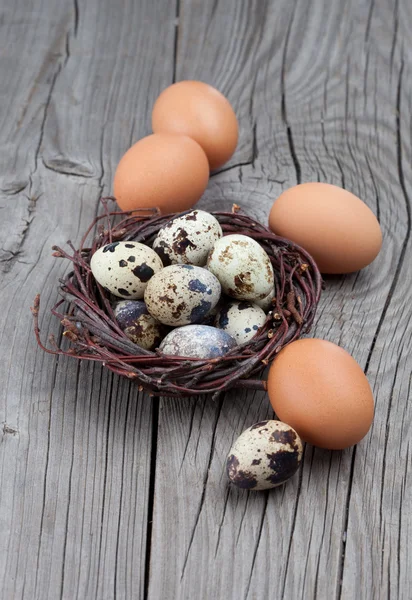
top-left (144, 264), bottom-right (221, 326)
top-left (254, 286), bottom-right (276, 311)
top-left (207, 234), bottom-right (274, 300)
top-left (159, 324), bottom-right (237, 358)
top-left (113, 300), bottom-right (168, 350)
top-left (215, 301), bottom-right (267, 344)
top-left (226, 420), bottom-right (303, 490)
top-left (90, 241), bottom-right (163, 299)
top-left (153, 209), bottom-right (222, 266)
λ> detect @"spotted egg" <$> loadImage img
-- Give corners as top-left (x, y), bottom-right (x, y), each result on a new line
top-left (226, 420), bottom-right (303, 490)
top-left (159, 324), bottom-right (237, 358)
top-left (207, 234), bottom-right (274, 300)
top-left (254, 285), bottom-right (276, 312)
top-left (153, 209), bottom-right (222, 266)
top-left (215, 300), bottom-right (267, 344)
top-left (90, 241), bottom-right (163, 299)
top-left (113, 300), bottom-right (168, 350)
top-left (144, 264), bottom-right (221, 326)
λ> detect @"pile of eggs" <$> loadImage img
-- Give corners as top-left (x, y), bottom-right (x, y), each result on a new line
top-left (89, 79), bottom-right (383, 492)
top-left (91, 209), bottom-right (274, 359)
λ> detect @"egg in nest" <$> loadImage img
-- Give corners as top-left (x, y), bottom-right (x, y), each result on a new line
top-left (153, 209), bottom-right (222, 266)
top-left (215, 300), bottom-right (267, 344)
top-left (144, 264), bottom-right (221, 326)
top-left (113, 300), bottom-right (167, 350)
top-left (207, 234), bottom-right (274, 300)
top-left (90, 241), bottom-right (163, 299)
top-left (159, 324), bottom-right (237, 359)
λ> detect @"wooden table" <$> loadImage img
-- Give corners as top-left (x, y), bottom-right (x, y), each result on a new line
top-left (1, 1), bottom-right (411, 598)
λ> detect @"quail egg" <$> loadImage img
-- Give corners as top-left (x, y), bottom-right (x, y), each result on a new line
top-left (90, 241), bottom-right (163, 299)
top-left (113, 300), bottom-right (167, 350)
top-left (153, 209), bottom-right (222, 266)
top-left (144, 264), bottom-right (221, 326)
top-left (207, 234), bottom-right (274, 300)
top-left (159, 324), bottom-right (237, 358)
top-left (226, 420), bottom-right (303, 490)
top-left (215, 301), bottom-right (267, 344)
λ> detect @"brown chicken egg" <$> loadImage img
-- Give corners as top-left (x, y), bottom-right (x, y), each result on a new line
top-left (267, 338), bottom-right (374, 450)
top-left (268, 182), bottom-right (382, 273)
top-left (152, 81), bottom-right (238, 170)
top-left (113, 133), bottom-right (209, 214)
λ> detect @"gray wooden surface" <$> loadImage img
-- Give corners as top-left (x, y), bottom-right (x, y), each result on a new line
top-left (1, 0), bottom-right (411, 598)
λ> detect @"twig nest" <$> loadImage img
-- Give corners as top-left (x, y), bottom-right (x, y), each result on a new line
top-left (32, 200), bottom-right (322, 398)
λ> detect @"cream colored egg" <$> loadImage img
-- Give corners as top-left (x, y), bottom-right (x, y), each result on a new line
top-left (153, 209), bottom-right (222, 266)
top-left (215, 301), bottom-right (266, 344)
top-left (144, 264), bottom-right (221, 326)
top-left (90, 241), bottom-right (163, 299)
top-left (207, 234), bottom-right (274, 300)
top-left (227, 420), bottom-right (303, 490)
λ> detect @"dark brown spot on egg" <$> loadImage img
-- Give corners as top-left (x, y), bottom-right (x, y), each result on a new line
top-left (251, 459), bottom-right (261, 465)
top-left (125, 244), bottom-right (135, 248)
top-left (158, 295), bottom-right (174, 305)
top-left (226, 455), bottom-right (258, 489)
top-left (103, 242), bottom-right (120, 253)
top-left (154, 241), bottom-right (171, 266)
top-left (172, 302), bottom-right (187, 319)
top-left (238, 301), bottom-right (252, 310)
top-left (119, 259), bottom-right (128, 267)
top-left (265, 449), bottom-right (301, 485)
top-left (118, 288), bottom-right (131, 296)
top-left (227, 454), bottom-right (239, 478)
top-left (269, 429), bottom-right (297, 446)
top-left (234, 272), bottom-right (253, 295)
top-left (185, 213), bottom-right (198, 221)
top-left (172, 229), bottom-right (197, 254)
top-left (124, 323), bottom-right (144, 344)
top-left (128, 256), bottom-right (136, 262)
top-left (132, 263), bottom-right (154, 282)
top-left (218, 305), bottom-right (230, 328)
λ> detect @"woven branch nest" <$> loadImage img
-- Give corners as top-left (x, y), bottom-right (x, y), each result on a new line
top-left (32, 198), bottom-right (322, 399)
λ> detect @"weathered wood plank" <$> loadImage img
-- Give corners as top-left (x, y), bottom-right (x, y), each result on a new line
top-left (2, 0), bottom-right (412, 598)
top-left (148, 1), bottom-right (412, 599)
top-left (0, 0), bottom-right (176, 598)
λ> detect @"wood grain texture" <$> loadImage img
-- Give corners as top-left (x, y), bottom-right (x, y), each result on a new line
top-left (1, 0), bottom-right (412, 598)
top-left (0, 0), bottom-right (175, 598)
top-left (148, 1), bottom-right (412, 599)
